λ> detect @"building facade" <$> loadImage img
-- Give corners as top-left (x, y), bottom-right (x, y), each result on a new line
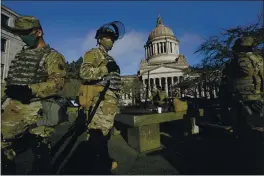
top-left (1, 5), bottom-right (24, 83)
top-left (120, 74), bottom-right (137, 106)
top-left (120, 16), bottom-right (189, 105)
top-left (139, 16), bottom-right (188, 98)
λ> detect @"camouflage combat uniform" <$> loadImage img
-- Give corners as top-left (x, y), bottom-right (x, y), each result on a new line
top-left (78, 21), bottom-right (124, 173)
top-left (80, 47), bottom-right (121, 136)
top-left (223, 36), bottom-right (264, 133)
top-left (1, 16), bottom-right (66, 174)
top-left (222, 36), bottom-right (264, 173)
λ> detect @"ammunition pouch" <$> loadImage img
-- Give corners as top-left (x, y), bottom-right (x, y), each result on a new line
top-left (79, 84), bottom-right (105, 108)
top-left (38, 97), bottom-right (68, 126)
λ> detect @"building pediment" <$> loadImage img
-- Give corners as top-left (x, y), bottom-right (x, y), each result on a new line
top-left (149, 66), bottom-right (182, 74)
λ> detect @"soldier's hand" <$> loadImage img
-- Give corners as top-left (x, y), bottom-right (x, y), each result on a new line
top-left (5, 86), bottom-right (16, 99)
top-left (5, 85), bottom-right (32, 103)
top-left (251, 101), bottom-right (264, 114)
top-left (106, 61), bottom-right (120, 73)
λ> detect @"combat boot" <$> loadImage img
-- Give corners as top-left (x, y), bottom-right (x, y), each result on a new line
top-left (111, 160), bottom-right (118, 170)
top-left (30, 135), bottom-right (52, 174)
top-left (1, 150), bottom-right (16, 175)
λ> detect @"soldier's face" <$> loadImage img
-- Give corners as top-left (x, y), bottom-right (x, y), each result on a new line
top-left (100, 37), bottom-right (115, 51)
top-left (19, 29), bottom-right (43, 48)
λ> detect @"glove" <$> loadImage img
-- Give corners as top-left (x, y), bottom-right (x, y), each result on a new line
top-left (106, 61), bottom-right (120, 73)
top-left (251, 101), bottom-right (264, 114)
top-left (5, 85), bottom-right (32, 103)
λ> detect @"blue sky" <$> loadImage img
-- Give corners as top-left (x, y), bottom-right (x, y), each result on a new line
top-left (2, 1), bottom-right (262, 75)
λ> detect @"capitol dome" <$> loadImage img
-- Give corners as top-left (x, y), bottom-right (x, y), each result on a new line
top-left (144, 16), bottom-right (180, 64)
top-left (148, 17), bottom-right (175, 41)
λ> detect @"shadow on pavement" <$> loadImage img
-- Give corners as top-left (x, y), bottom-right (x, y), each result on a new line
top-left (50, 110), bottom-right (87, 174)
top-left (157, 119), bottom-right (264, 175)
top-left (59, 141), bottom-right (113, 175)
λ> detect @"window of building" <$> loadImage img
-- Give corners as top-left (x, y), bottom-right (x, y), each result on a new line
top-left (1, 64), bottom-right (4, 79)
top-left (164, 42), bottom-right (167, 53)
top-left (1, 38), bottom-right (7, 52)
top-left (1, 14), bottom-right (9, 27)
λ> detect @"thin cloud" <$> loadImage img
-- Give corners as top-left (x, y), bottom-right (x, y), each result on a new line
top-left (55, 30), bottom-right (204, 74)
top-left (178, 33), bottom-right (204, 66)
top-left (56, 29), bottom-right (147, 75)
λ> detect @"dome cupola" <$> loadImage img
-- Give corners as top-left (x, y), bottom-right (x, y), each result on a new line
top-left (144, 16), bottom-right (180, 64)
top-left (148, 16), bottom-right (175, 41)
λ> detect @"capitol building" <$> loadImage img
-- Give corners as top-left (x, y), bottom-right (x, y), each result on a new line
top-left (121, 16), bottom-right (189, 106)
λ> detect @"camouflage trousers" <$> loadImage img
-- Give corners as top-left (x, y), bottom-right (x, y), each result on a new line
top-left (1, 99), bottom-right (55, 160)
top-left (85, 89), bottom-right (119, 136)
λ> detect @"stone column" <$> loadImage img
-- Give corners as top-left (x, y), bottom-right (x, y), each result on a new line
top-left (206, 89), bottom-right (210, 99)
top-left (153, 78), bottom-right (156, 89)
top-left (159, 78), bottom-right (162, 89)
top-left (165, 77), bottom-right (168, 96)
top-left (213, 88), bottom-right (216, 98)
top-left (149, 46), bottom-right (151, 57)
top-left (130, 91), bottom-right (133, 102)
top-left (216, 86), bottom-right (219, 97)
top-left (145, 46), bottom-right (147, 59)
top-left (175, 44), bottom-right (178, 54)
top-left (168, 42), bottom-right (170, 53)
top-left (153, 43), bottom-right (156, 55)
top-left (196, 88), bottom-right (199, 98)
top-left (150, 46), bottom-right (152, 56)
top-left (143, 79), bottom-right (146, 89)
top-left (166, 41), bottom-right (169, 54)
top-left (201, 88), bottom-right (205, 97)
top-left (171, 43), bottom-right (174, 53)
top-left (148, 79), bottom-right (151, 97)
top-left (171, 77), bottom-right (174, 97)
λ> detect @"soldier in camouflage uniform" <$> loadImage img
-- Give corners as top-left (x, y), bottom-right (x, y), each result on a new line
top-left (222, 36), bottom-right (264, 173)
top-left (223, 36), bottom-right (264, 134)
top-left (79, 21), bottom-right (125, 172)
top-left (1, 16), bottom-right (66, 174)
top-left (151, 86), bottom-right (168, 108)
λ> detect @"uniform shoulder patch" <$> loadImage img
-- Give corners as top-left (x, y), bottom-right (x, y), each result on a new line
top-left (58, 63), bottom-right (65, 70)
top-left (86, 48), bottom-right (99, 54)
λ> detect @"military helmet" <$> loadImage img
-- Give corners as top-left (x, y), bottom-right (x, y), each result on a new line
top-left (232, 36), bottom-right (255, 51)
top-left (95, 21), bottom-right (125, 41)
top-left (4, 16), bottom-right (42, 34)
top-left (95, 28), bottom-right (116, 40)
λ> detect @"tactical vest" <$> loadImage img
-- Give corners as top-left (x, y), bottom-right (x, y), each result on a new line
top-left (229, 52), bottom-right (263, 97)
top-left (96, 54), bottom-right (121, 90)
top-left (6, 46), bottom-right (54, 86)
